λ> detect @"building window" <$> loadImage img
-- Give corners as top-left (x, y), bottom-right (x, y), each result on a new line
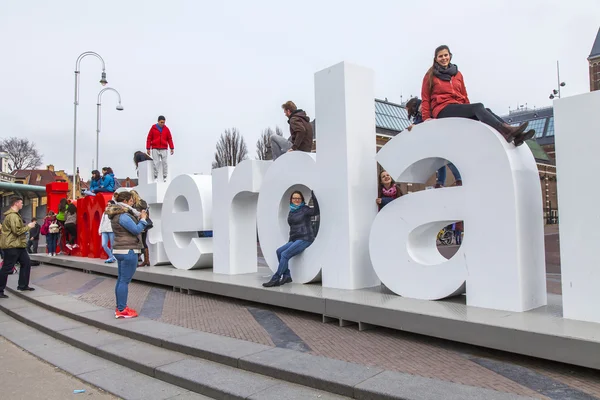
top-left (36, 174), bottom-right (41, 182)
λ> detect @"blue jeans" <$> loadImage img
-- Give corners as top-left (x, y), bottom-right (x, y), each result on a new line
top-left (114, 250), bottom-right (138, 312)
top-left (102, 232), bottom-right (115, 259)
top-left (436, 163), bottom-right (462, 186)
top-left (273, 240), bottom-right (312, 279)
top-left (46, 233), bottom-right (59, 254)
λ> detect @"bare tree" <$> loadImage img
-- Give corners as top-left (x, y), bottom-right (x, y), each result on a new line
top-left (256, 128), bottom-right (273, 160)
top-left (212, 128), bottom-right (249, 169)
top-left (1, 137), bottom-right (43, 171)
top-left (256, 126), bottom-right (284, 160)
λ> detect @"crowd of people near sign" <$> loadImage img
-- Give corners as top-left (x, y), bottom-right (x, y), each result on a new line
top-left (0, 45), bottom-right (539, 311)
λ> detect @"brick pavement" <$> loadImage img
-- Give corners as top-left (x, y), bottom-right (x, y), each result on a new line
top-left (20, 263), bottom-right (600, 400)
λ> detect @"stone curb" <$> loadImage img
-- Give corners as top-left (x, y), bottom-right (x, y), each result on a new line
top-left (4, 280), bottom-right (536, 400)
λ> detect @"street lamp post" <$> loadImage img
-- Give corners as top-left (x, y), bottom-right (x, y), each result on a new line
top-left (73, 51), bottom-right (108, 199)
top-left (96, 88), bottom-right (124, 170)
top-left (549, 60), bottom-right (566, 100)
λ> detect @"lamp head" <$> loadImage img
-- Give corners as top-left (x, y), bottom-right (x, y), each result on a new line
top-left (560, 82), bottom-right (566, 87)
top-left (100, 71), bottom-right (108, 86)
top-left (116, 104), bottom-right (124, 111)
top-left (549, 94), bottom-right (555, 100)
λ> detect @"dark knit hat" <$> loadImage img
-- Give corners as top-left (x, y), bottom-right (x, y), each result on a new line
top-left (158, 115), bottom-right (166, 122)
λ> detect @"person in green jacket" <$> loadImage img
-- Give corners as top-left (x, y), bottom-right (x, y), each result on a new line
top-left (0, 196), bottom-right (36, 298)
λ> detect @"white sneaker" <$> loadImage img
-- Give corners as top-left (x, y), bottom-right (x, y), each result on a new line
top-left (66, 244), bottom-right (73, 250)
top-left (73, 244), bottom-right (79, 248)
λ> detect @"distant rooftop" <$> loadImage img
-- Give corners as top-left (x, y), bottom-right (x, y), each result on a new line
top-left (590, 27), bottom-right (600, 59)
top-left (374, 99), bottom-right (411, 133)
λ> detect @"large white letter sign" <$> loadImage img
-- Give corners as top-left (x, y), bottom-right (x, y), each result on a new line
top-left (554, 91), bottom-right (600, 323)
top-left (212, 160), bottom-right (270, 275)
top-left (257, 61), bottom-right (380, 289)
top-left (134, 160), bottom-right (169, 266)
top-left (161, 174), bottom-right (213, 270)
top-left (370, 118), bottom-right (547, 312)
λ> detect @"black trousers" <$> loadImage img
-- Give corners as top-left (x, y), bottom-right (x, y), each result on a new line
top-left (437, 103), bottom-right (506, 130)
top-left (0, 248), bottom-right (31, 293)
top-left (27, 238), bottom-right (39, 254)
top-left (65, 223), bottom-right (77, 245)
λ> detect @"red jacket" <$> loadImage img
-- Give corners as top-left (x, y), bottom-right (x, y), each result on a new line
top-left (421, 71), bottom-right (470, 121)
top-left (146, 124), bottom-right (174, 150)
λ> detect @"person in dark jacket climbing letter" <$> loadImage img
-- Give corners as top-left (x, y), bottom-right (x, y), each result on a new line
top-left (263, 190), bottom-right (320, 287)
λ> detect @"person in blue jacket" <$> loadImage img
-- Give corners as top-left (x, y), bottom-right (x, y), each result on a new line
top-left (406, 97), bottom-right (462, 188)
top-left (83, 170), bottom-right (102, 196)
top-left (263, 190), bottom-right (320, 287)
top-left (97, 167), bottom-right (116, 193)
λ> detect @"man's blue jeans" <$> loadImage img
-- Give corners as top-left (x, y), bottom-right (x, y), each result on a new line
top-left (102, 232), bottom-right (115, 260)
top-left (273, 240), bottom-right (312, 279)
top-left (114, 250), bottom-right (138, 312)
top-left (437, 163), bottom-right (462, 186)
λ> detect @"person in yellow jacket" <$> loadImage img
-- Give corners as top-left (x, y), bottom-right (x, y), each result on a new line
top-left (0, 196), bottom-right (36, 298)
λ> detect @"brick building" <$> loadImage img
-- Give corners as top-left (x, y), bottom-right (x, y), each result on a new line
top-left (589, 27), bottom-right (600, 92)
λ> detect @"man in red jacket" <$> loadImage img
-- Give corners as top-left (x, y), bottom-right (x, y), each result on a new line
top-left (146, 115), bottom-right (174, 182)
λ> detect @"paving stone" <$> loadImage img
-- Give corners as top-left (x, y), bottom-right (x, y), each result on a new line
top-left (7, 285), bottom-right (56, 297)
top-left (97, 338), bottom-right (189, 376)
top-left (59, 325), bottom-right (122, 351)
top-left (75, 309), bottom-right (143, 333)
top-left (79, 364), bottom-right (189, 400)
top-left (34, 341), bottom-right (115, 376)
top-left (32, 313), bottom-right (86, 334)
top-left (119, 319), bottom-right (197, 346)
top-left (34, 294), bottom-right (106, 315)
top-left (164, 392), bottom-right (214, 400)
top-left (239, 347), bottom-right (383, 397)
top-left (248, 383), bottom-right (350, 399)
top-left (165, 331), bottom-right (272, 367)
top-left (156, 358), bottom-right (279, 399)
top-left (0, 319), bottom-right (70, 353)
top-left (0, 296), bottom-right (35, 311)
top-left (7, 304), bottom-right (56, 321)
top-left (354, 370), bottom-right (536, 400)
top-left (0, 312), bottom-right (13, 323)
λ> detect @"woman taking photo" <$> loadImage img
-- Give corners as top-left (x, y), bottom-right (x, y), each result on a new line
top-left (106, 191), bottom-right (148, 318)
top-left (263, 190), bottom-right (320, 288)
top-left (421, 45), bottom-right (534, 146)
top-left (376, 170), bottom-right (403, 211)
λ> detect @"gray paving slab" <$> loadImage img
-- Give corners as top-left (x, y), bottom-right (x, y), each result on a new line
top-left (6, 304), bottom-right (56, 321)
top-left (74, 308), bottom-right (144, 333)
top-left (32, 313), bottom-right (86, 334)
top-left (6, 284), bottom-right (56, 297)
top-left (354, 370), bottom-right (536, 400)
top-left (119, 318), bottom-right (197, 346)
top-left (34, 341), bottom-right (115, 376)
top-left (165, 330), bottom-right (272, 367)
top-left (0, 311), bottom-right (12, 323)
top-left (239, 347), bottom-right (383, 397)
top-left (59, 325), bottom-right (122, 351)
top-left (0, 295), bottom-right (35, 310)
top-left (156, 358), bottom-right (279, 399)
top-left (79, 364), bottom-right (189, 400)
top-left (248, 383), bottom-right (350, 399)
top-left (164, 392), bottom-right (214, 400)
top-left (97, 338), bottom-right (189, 376)
top-left (0, 319), bottom-right (70, 353)
top-left (28, 292), bottom-right (106, 314)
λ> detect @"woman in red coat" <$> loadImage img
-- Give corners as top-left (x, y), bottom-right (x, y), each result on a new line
top-left (421, 45), bottom-right (534, 146)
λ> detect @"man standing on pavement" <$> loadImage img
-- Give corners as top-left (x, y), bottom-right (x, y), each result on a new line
top-left (26, 218), bottom-right (40, 254)
top-left (146, 115), bottom-right (174, 182)
top-left (0, 196), bottom-right (36, 298)
top-left (270, 101), bottom-right (314, 160)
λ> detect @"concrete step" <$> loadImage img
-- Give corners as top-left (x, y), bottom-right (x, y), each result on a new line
top-left (0, 291), bottom-right (349, 400)
top-left (0, 312), bottom-right (211, 400)
top-left (2, 278), bottom-right (537, 400)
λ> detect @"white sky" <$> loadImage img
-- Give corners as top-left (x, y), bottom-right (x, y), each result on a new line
top-left (1, 0), bottom-right (599, 180)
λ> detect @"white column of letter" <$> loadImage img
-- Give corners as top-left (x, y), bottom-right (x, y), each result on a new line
top-left (134, 161), bottom-right (169, 265)
top-left (212, 160), bottom-right (270, 274)
top-left (554, 91), bottom-right (600, 323)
